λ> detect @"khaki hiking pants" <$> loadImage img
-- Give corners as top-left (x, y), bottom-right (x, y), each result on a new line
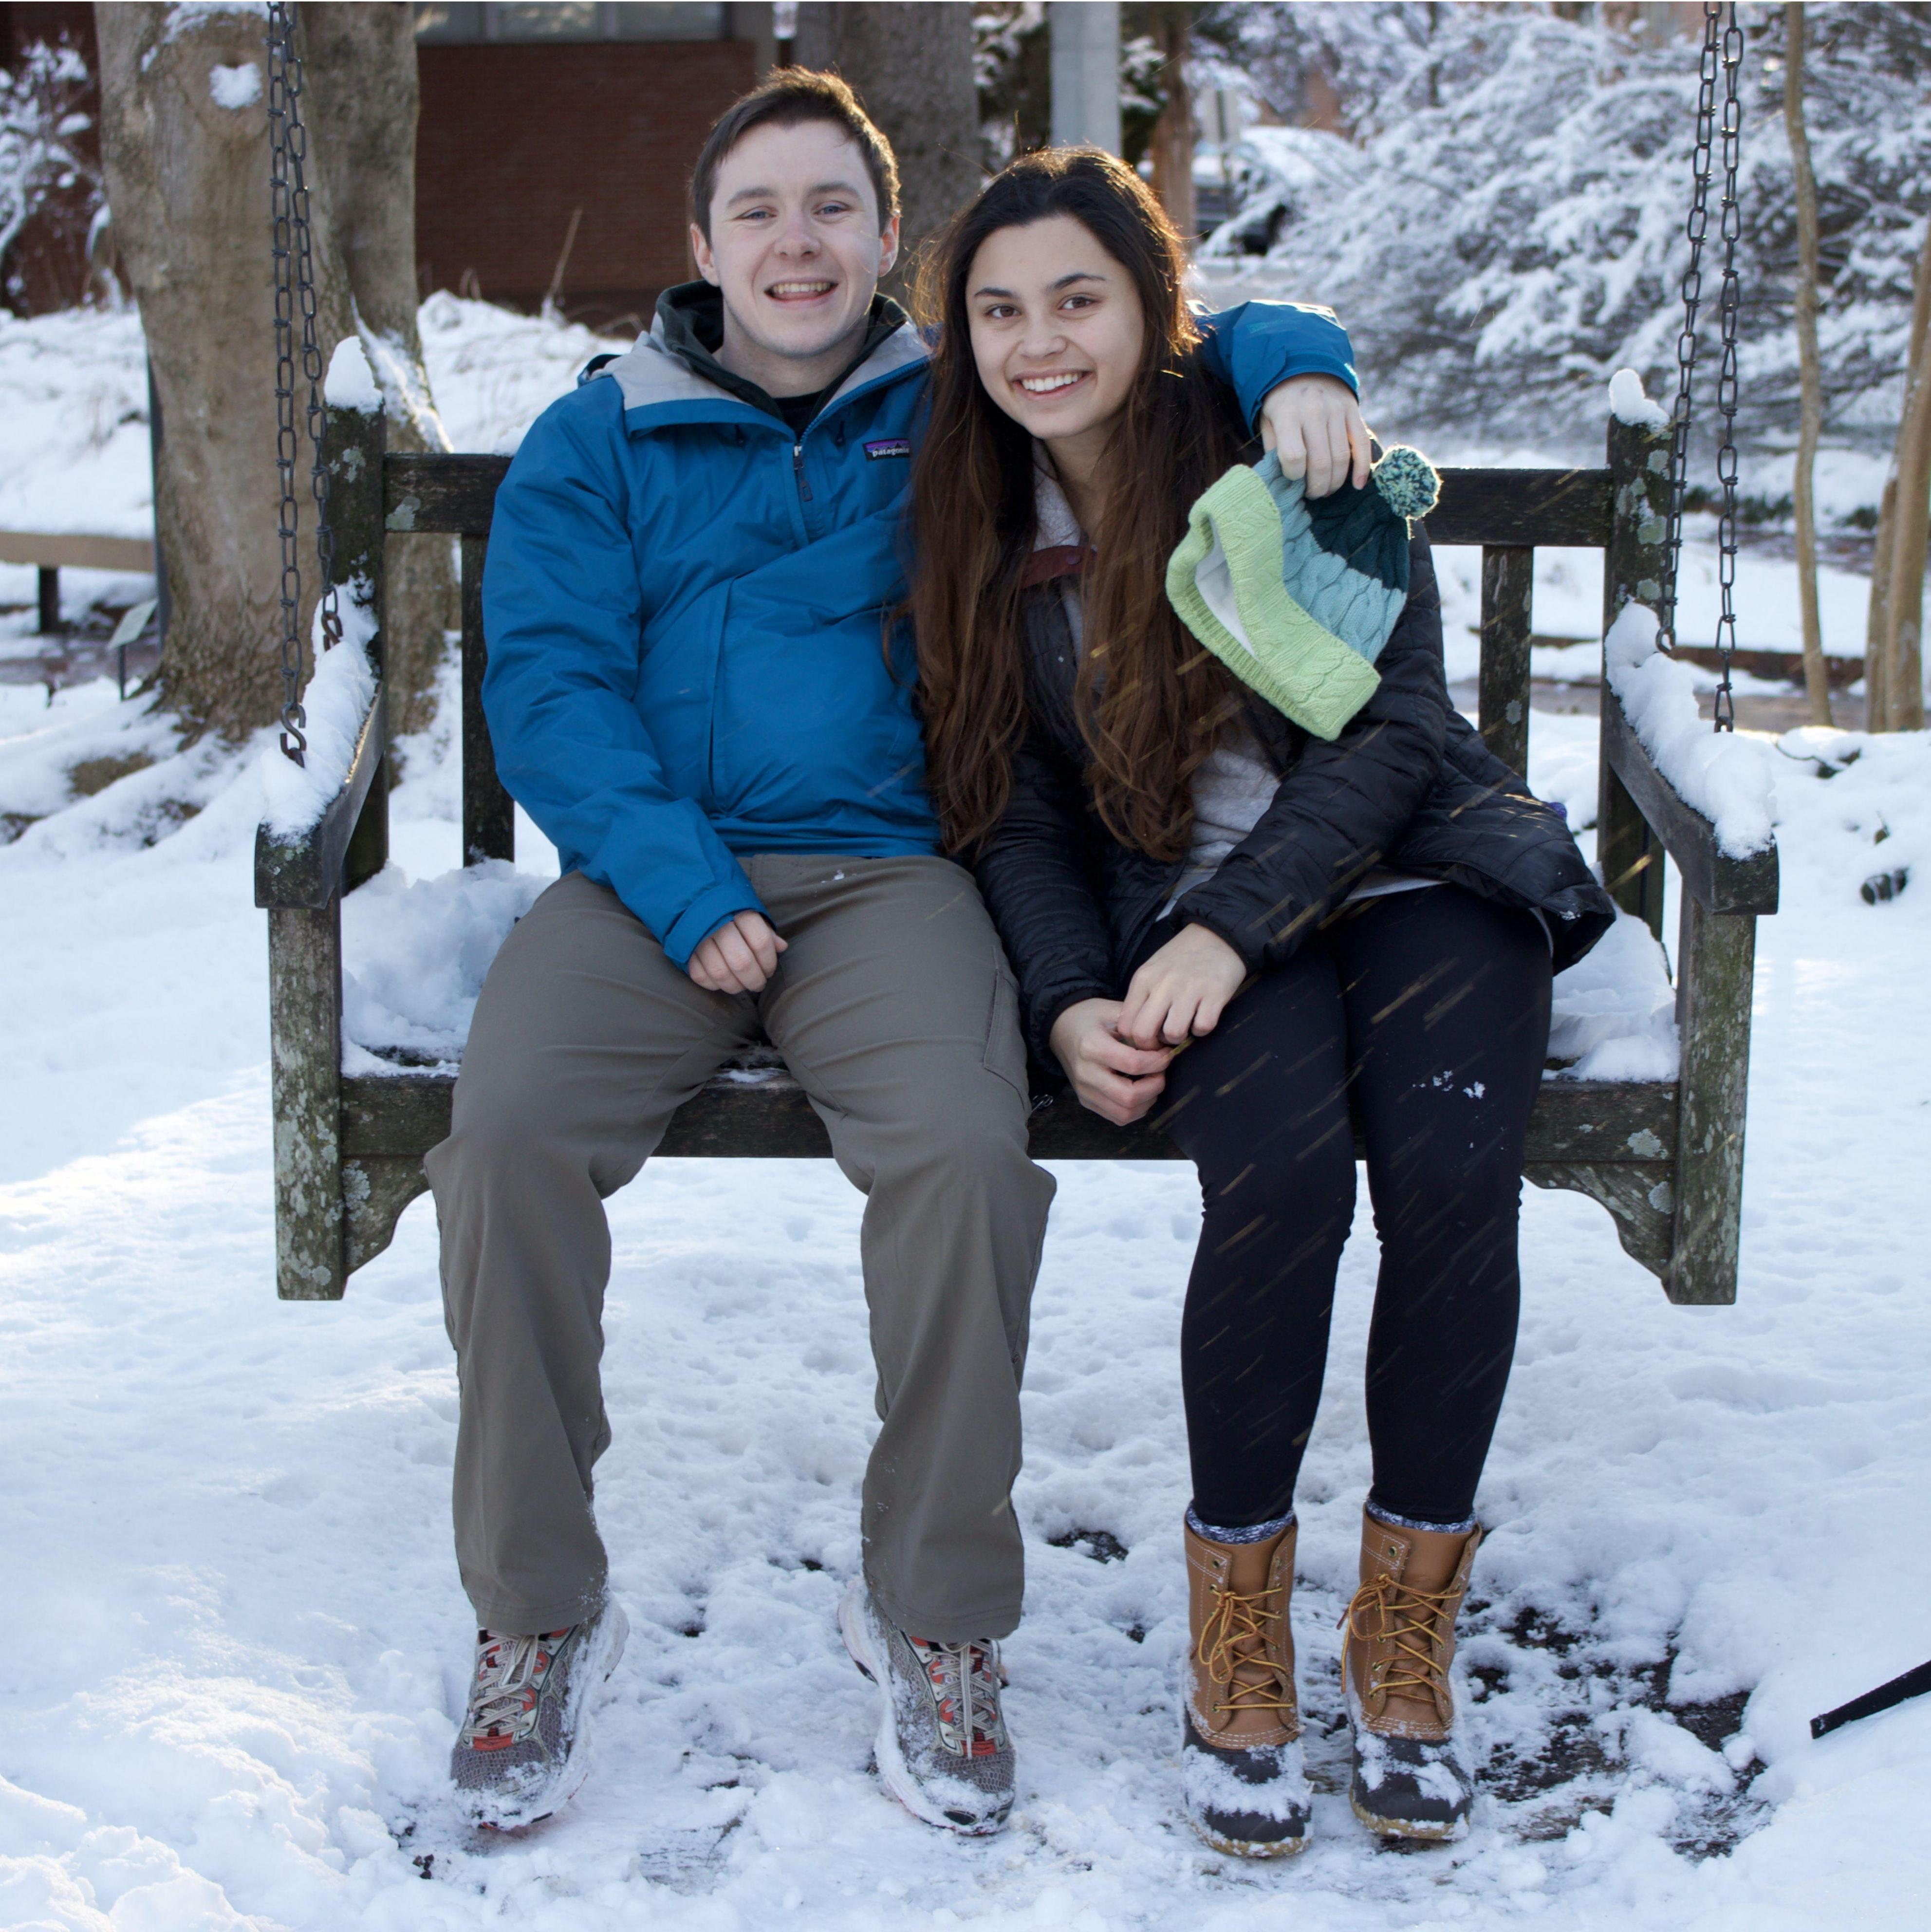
top-left (425, 855), bottom-right (1056, 1643)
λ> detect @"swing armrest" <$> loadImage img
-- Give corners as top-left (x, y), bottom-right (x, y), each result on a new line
top-left (254, 680), bottom-right (388, 910)
top-left (1600, 688), bottom-right (1778, 916)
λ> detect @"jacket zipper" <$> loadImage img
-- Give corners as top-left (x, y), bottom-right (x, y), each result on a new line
top-left (792, 442), bottom-right (813, 503)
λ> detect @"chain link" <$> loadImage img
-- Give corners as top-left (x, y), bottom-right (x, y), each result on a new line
top-left (1659, 3), bottom-right (1744, 733)
top-left (266, 2), bottom-right (339, 767)
top-left (1711, 4), bottom-right (1745, 732)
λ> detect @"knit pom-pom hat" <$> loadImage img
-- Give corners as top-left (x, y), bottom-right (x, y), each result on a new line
top-left (1165, 444), bottom-right (1441, 742)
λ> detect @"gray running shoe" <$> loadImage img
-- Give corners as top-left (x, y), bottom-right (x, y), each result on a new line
top-left (837, 1579), bottom-right (1015, 1835)
top-left (449, 1601), bottom-right (629, 1829)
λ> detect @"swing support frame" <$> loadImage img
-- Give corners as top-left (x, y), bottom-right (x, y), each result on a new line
top-left (255, 402), bottom-right (1776, 1308)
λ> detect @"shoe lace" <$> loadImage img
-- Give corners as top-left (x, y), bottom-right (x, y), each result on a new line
top-left (909, 1634), bottom-right (1007, 1757)
top-left (1341, 1572), bottom-right (1455, 1702)
top-left (1197, 1582), bottom-right (1294, 1718)
top-left (463, 1628), bottom-right (568, 1744)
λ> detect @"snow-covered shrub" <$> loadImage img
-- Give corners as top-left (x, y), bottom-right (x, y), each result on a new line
top-left (1196, 3), bottom-right (1931, 461)
top-left (0, 40), bottom-right (100, 314)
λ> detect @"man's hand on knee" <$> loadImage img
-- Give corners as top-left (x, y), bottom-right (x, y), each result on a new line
top-left (687, 911), bottom-right (787, 995)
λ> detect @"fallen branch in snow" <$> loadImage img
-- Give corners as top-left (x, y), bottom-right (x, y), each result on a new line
top-left (1811, 1659), bottom-right (1931, 1740)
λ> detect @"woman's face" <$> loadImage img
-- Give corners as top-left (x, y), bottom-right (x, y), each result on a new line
top-left (965, 214), bottom-right (1147, 449)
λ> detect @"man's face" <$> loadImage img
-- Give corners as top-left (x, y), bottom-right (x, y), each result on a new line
top-left (691, 119), bottom-right (899, 380)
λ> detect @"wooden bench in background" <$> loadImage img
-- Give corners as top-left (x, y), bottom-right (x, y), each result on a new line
top-left (0, 531), bottom-right (156, 633)
top-left (256, 401), bottom-right (1776, 1310)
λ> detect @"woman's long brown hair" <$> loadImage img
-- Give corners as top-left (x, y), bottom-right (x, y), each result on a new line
top-left (909, 147), bottom-right (1248, 860)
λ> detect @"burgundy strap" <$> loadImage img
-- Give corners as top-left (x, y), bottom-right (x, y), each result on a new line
top-left (1020, 543), bottom-right (1091, 588)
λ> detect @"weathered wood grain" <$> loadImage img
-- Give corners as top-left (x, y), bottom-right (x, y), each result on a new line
top-left (334, 404), bottom-right (390, 894)
top-left (1599, 413), bottom-right (1673, 939)
top-left (1479, 545), bottom-right (1533, 776)
top-left (270, 905), bottom-right (347, 1299)
top-left (1424, 467), bottom-right (1612, 548)
top-left (1668, 897), bottom-right (1755, 1305)
top-left (461, 534), bottom-right (515, 865)
top-left (385, 453), bottom-right (508, 537)
top-left (333, 1068), bottom-right (1684, 1281)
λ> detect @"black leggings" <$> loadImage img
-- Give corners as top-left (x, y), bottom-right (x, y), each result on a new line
top-left (1156, 886), bottom-right (1552, 1530)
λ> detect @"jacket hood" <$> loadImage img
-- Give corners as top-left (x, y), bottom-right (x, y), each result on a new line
top-left (595, 280), bottom-right (928, 421)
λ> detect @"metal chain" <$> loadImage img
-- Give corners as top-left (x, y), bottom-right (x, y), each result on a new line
top-left (1659, 3), bottom-right (1745, 733)
top-left (266, 2), bottom-right (339, 767)
top-left (1710, 3), bottom-right (1745, 731)
top-left (1657, 2), bottom-right (1722, 667)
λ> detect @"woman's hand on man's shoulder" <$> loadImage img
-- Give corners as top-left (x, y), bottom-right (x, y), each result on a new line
top-left (1258, 374), bottom-right (1372, 498)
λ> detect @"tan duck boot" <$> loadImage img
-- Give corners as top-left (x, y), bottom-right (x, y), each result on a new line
top-left (1180, 1515), bottom-right (1311, 1857)
top-left (1340, 1508), bottom-right (1484, 1842)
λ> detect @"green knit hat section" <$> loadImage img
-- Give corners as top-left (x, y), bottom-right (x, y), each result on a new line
top-left (1164, 445), bottom-right (1438, 743)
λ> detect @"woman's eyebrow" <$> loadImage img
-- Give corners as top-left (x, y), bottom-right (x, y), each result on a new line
top-left (971, 269), bottom-right (1108, 300)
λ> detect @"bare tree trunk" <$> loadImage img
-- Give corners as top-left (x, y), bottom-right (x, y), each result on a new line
top-left (1866, 473), bottom-right (1896, 727)
top-left (97, 3), bottom-right (353, 739)
top-left (792, 3), bottom-right (981, 305)
top-left (95, 3), bottom-right (451, 743)
top-left (1884, 209), bottom-right (1931, 733)
top-left (304, 3), bottom-right (455, 737)
top-left (1783, 4), bottom-right (1831, 726)
top-left (1148, 6), bottom-right (1197, 245)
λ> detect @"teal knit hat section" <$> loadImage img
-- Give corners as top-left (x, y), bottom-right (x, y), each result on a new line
top-left (1165, 444), bottom-right (1440, 742)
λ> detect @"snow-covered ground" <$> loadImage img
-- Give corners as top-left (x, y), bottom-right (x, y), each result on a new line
top-left (5, 667), bottom-right (1931, 1930)
top-left (5, 298), bottom-right (1929, 1929)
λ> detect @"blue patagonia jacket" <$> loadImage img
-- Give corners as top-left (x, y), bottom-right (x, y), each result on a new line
top-left (482, 290), bottom-right (1357, 967)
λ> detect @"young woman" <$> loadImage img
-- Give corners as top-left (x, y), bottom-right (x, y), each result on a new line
top-left (909, 150), bottom-right (1614, 1857)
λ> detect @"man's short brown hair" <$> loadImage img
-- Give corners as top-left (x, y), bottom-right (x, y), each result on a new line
top-left (689, 69), bottom-right (900, 241)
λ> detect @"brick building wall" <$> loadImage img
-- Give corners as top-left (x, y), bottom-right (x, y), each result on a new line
top-left (415, 37), bottom-right (757, 327)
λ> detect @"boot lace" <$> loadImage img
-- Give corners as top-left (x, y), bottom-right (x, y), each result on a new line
top-left (1197, 1582), bottom-right (1294, 1719)
top-left (907, 1634), bottom-right (1008, 1758)
top-left (461, 1628), bottom-right (570, 1749)
top-left (1341, 1572), bottom-right (1456, 1702)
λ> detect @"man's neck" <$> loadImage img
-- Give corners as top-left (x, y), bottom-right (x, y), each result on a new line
top-left (715, 303), bottom-right (875, 401)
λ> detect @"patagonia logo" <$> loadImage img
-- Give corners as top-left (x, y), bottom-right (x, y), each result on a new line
top-left (864, 438), bottom-right (912, 460)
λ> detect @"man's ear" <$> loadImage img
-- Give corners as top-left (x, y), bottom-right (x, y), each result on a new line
top-left (690, 222), bottom-right (722, 287)
top-left (876, 212), bottom-right (901, 279)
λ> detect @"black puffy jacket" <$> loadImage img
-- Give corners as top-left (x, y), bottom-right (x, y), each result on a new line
top-left (972, 529), bottom-right (1616, 1066)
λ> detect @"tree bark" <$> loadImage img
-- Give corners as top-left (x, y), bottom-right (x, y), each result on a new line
top-left (303, 3), bottom-right (455, 737)
top-left (1865, 472), bottom-right (1895, 727)
top-left (1782, 4), bottom-right (1831, 726)
top-left (1148, 6), bottom-right (1197, 245)
top-left (94, 3), bottom-right (451, 742)
top-left (791, 2), bottom-right (981, 306)
top-left (1882, 208), bottom-right (1931, 732)
top-left (97, 3), bottom-right (350, 739)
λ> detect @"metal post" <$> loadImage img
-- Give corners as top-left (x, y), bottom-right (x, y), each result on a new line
top-left (36, 566), bottom-right (59, 634)
top-left (1050, 1), bottom-right (1121, 153)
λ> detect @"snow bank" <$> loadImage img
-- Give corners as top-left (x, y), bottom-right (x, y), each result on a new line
top-left (1548, 910), bottom-right (1678, 1080)
top-left (341, 860), bottom-right (546, 1069)
top-left (257, 588), bottom-right (376, 838)
top-left (1605, 603), bottom-right (1776, 857)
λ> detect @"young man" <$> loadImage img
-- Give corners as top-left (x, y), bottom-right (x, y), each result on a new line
top-left (425, 69), bottom-right (1367, 1837)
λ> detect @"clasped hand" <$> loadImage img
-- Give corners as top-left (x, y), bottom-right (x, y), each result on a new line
top-left (1049, 924), bottom-right (1247, 1126)
top-left (687, 910), bottom-right (786, 995)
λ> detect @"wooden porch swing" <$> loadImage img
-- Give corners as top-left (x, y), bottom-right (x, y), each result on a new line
top-left (254, 8), bottom-right (1771, 1311)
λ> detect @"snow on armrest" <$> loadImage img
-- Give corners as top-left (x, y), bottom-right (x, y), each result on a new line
top-left (259, 584), bottom-right (378, 840)
top-left (1604, 603), bottom-right (1775, 860)
top-left (1548, 911), bottom-right (1678, 1082)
